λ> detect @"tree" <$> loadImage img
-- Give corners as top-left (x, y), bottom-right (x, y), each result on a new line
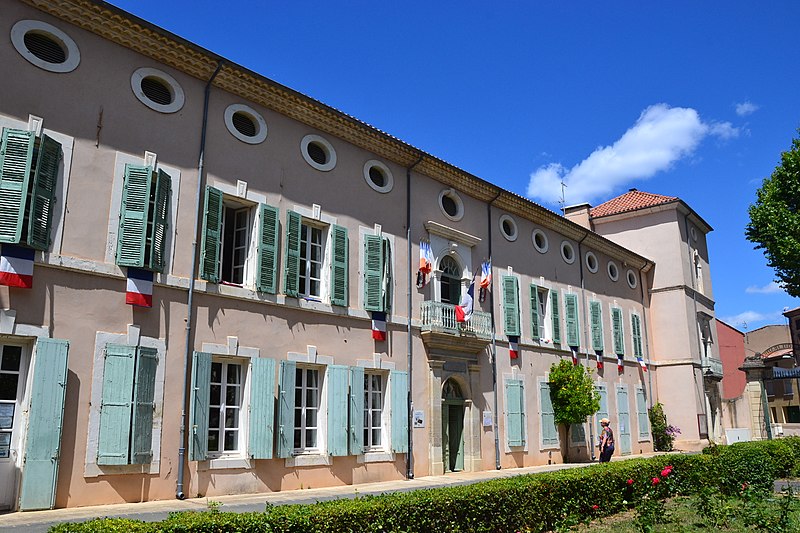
top-left (746, 135), bottom-right (800, 297)
top-left (548, 359), bottom-right (600, 462)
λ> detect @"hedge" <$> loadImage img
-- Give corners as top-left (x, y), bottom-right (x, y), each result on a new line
top-left (51, 438), bottom-right (800, 532)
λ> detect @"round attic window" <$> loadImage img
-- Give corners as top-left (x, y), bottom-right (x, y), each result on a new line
top-left (363, 160), bottom-right (393, 193)
top-left (585, 251), bottom-right (599, 273)
top-left (131, 67), bottom-right (185, 113)
top-left (499, 215), bottom-right (518, 241)
top-left (301, 134), bottom-right (336, 171)
top-left (627, 269), bottom-right (638, 289)
top-left (532, 229), bottom-right (548, 253)
top-left (560, 240), bottom-right (576, 264)
top-left (224, 104), bottom-right (268, 144)
top-left (607, 261), bottom-right (619, 281)
top-left (11, 20), bottom-right (80, 73)
top-left (438, 189), bottom-right (464, 221)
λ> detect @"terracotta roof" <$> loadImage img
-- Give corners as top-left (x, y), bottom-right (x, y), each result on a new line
top-left (590, 189), bottom-right (678, 218)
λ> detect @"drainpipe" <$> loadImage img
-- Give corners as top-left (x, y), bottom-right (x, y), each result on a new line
top-left (576, 232), bottom-right (595, 460)
top-left (487, 191), bottom-right (502, 470)
top-left (176, 60), bottom-right (223, 500)
top-left (406, 153), bottom-right (423, 480)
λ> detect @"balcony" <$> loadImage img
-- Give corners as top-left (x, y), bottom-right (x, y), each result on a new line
top-left (701, 356), bottom-right (723, 380)
top-left (420, 301), bottom-right (492, 355)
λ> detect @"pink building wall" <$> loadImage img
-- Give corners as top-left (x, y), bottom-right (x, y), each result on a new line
top-left (717, 320), bottom-right (746, 400)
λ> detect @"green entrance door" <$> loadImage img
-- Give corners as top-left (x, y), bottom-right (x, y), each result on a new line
top-left (441, 379), bottom-right (465, 473)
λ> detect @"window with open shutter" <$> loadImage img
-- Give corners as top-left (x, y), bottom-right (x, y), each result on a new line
top-left (363, 234), bottom-right (383, 311)
top-left (390, 370), bottom-right (408, 453)
top-left (116, 165), bottom-right (152, 268)
top-left (189, 351), bottom-right (211, 461)
top-left (551, 290), bottom-right (561, 344)
top-left (200, 187), bottom-right (223, 283)
top-left (327, 365), bottom-right (349, 456)
top-left (249, 357), bottom-right (276, 459)
top-left (502, 275), bottom-right (520, 336)
top-left (612, 307), bottom-right (624, 355)
top-left (256, 204), bottom-right (279, 294)
top-left (530, 284), bottom-right (540, 341)
top-left (632, 314), bottom-right (643, 358)
top-left (26, 134), bottom-right (61, 250)
top-left (147, 170), bottom-right (170, 272)
top-left (540, 381), bottom-right (559, 448)
top-left (131, 346), bottom-right (158, 464)
top-left (0, 129), bottom-right (35, 244)
top-left (382, 239), bottom-right (392, 311)
top-left (590, 301), bottom-right (603, 352)
top-left (505, 379), bottom-right (525, 447)
top-left (97, 344), bottom-right (135, 465)
top-left (276, 360), bottom-right (296, 458)
top-left (595, 383), bottom-right (609, 438)
top-left (349, 366), bottom-right (364, 454)
top-left (283, 211), bottom-right (301, 297)
top-left (565, 293), bottom-right (579, 347)
top-left (636, 386), bottom-right (650, 439)
top-left (331, 225), bottom-right (348, 307)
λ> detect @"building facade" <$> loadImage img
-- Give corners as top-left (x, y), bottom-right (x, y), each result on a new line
top-left (0, 0), bottom-right (719, 511)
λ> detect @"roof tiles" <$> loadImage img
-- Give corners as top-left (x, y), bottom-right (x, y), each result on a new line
top-left (590, 189), bottom-right (678, 218)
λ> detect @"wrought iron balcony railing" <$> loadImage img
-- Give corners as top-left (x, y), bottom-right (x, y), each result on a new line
top-left (420, 301), bottom-right (492, 340)
top-left (701, 356), bottom-right (723, 379)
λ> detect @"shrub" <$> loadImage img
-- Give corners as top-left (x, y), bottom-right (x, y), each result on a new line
top-left (648, 402), bottom-right (679, 452)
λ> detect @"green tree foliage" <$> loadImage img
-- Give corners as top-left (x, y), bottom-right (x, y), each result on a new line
top-left (548, 359), bottom-right (601, 426)
top-left (746, 135), bottom-right (800, 297)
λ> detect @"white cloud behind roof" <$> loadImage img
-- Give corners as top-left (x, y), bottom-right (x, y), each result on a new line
top-left (526, 104), bottom-right (739, 205)
top-left (735, 101), bottom-right (759, 116)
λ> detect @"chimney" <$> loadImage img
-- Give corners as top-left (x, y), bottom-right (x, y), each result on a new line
top-left (564, 203), bottom-right (592, 229)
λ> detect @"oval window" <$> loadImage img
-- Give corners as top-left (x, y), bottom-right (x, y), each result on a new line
top-left (225, 104), bottom-right (268, 144)
top-left (438, 189), bottom-right (464, 221)
top-left (301, 134), bottom-right (337, 171)
top-left (607, 261), bottom-right (619, 281)
top-left (627, 269), bottom-right (638, 289)
top-left (561, 241), bottom-right (576, 264)
top-left (131, 67), bottom-right (185, 113)
top-left (499, 215), bottom-right (518, 241)
top-left (585, 251), bottom-right (599, 273)
top-left (532, 229), bottom-right (548, 254)
top-left (11, 20), bottom-right (80, 73)
top-left (363, 160), bottom-right (393, 193)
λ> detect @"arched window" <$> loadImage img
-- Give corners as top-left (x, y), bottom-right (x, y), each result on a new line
top-left (439, 255), bottom-right (462, 305)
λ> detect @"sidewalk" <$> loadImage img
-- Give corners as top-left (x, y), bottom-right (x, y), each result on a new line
top-left (4, 453), bottom-right (665, 532)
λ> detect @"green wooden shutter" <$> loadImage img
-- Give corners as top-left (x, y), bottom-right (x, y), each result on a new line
top-left (0, 128), bottom-right (35, 244)
top-left (331, 225), bottom-right (348, 307)
top-left (390, 370), bottom-right (408, 453)
top-left (363, 234), bottom-right (383, 311)
top-left (551, 289), bottom-right (561, 344)
top-left (97, 344), bottom-right (135, 465)
top-left (502, 275), bottom-right (520, 336)
top-left (617, 385), bottom-right (632, 454)
top-left (540, 381), bottom-right (559, 447)
top-left (595, 383), bottom-right (609, 438)
top-left (327, 365), bottom-right (349, 456)
top-left (131, 346), bottom-right (158, 464)
top-left (565, 293), bottom-right (579, 347)
top-left (529, 285), bottom-right (540, 341)
top-left (636, 386), bottom-right (650, 439)
top-left (255, 204), bottom-right (279, 294)
top-left (147, 169), bottom-right (171, 272)
top-left (116, 164), bottom-right (152, 268)
top-left (249, 357), bottom-right (276, 459)
top-left (199, 186), bottom-right (222, 282)
top-left (505, 379), bottom-right (524, 447)
top-left (26, 134), bottom-right (61, 250)
top-left (632, 314), bottom-right (643, 358)
top-left (188, 351), bottom-right (211, 461)
top-left (349, 366), bottom-right (364, 455)
top-left (283, 211), bottom-right (301, 297)
top-left (18, 338), bottom-right (69, 511)
top-left (612, 308), bottom-right (624, 355)
top-left (276, 360), bottom-right (296, 458)
top-left (590, 301), bottom-right (603, 352)
top-left (382, 238), bottom-right (392, 311)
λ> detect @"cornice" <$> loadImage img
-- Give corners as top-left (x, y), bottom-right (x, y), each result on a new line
top-left (21, 0), bottom-right (651, 272)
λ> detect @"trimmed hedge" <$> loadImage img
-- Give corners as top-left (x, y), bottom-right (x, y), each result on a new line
top-left (51, 438), bottom-right (800, 533)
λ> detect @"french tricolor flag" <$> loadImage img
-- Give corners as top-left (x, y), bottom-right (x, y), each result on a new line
top-left (636, 356), bottom-right (648, 372)
top-left (126, 267), bottom-right (153, 307)
top-left (508, 335), bottom-right (519, 359)
top-left (571, 348), bottom-right (579, 366)
top-left (0, 244), bottom-right (34, 289)
top-left (371, 311), bottom-right (387, 341)
top-left (617, 355), bottom-right (624, 373)
top-left (596, 353), bottom-right (604, 370)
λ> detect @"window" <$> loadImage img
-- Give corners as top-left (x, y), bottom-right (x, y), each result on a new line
top-left (363, 373), bottom-right (384, 449)
top-left (532, 229), bottom-right (548, 254)
top-left (200, 186), bottom-right (280, 293)
top-left (96, 344), bottom-right (158, 465)
top-left (11, 20), bottom-right (81, 73)
top-left (208, 360), bottom-right (244, 455)
top-left (626, 269), bottom-right (638, 289)
top-left (294, 367), bottom-right (320, 452)
top-left (530, 284), bottom-right (557, 343)
top-left (130, 67), bottom-right (185, 114)
top-left (301, 134), bottom-right (336, 171)
top-left (550, 289), bottom-right (562, 346)
top-left (607, 261), bottom-right (619, 281)
top-left (560, 241), bottom-right (575, 264)
top-left (439, 255), bottom-right (462, 305)
top-left (540, 381), bottom-right (559, 448)
top-left (224, 104), bottom-right (268, 144)
top-left (631, 314), bottom-right (643, 359)
top-left (499, 215), bottom-right (518, 241)
top-left (0, 345), bottom-right (23, 460)
top-left (116, 164), bottom-right (171, 272)
top-left (502, 275), bottom-right (521, 337)
top-left (364, 234), bottom-right (392, 312)
top-left (636, 386), bottom-right (650, 440)
top-left (363, 160), bottom-right (393, 193)
top-left (612, 307), bottom-right (624, 355)
top-left (564, 293), bottom-right (580, 348)
top-left (585, 251), bottom-right (598, 273)
top-left (590, 301), bottom-right (604, 353)
top-left (284, 210), bottom-right (348, 305)
top-left (438, 189), bottom-right (464, 221)
top-left (505, 378), bottom-right (525, 447)
top-left (0, 128), bottom-right (62, 251)
top-left (785, 406), bottom-right (800, 423)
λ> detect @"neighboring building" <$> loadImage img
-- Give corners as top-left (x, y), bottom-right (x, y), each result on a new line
top-left (715, 320), bottom-right (755, 442)
top-left (0, 0), bottom-right (719, 511)
top-left (718, 320), bottom-right (746, 401)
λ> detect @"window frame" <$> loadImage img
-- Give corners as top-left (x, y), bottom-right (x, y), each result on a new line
top-left (363, 371), bottom-right (386, 451)
top-left (293, 366), bottom-right (321, 454)
top-left (11, 20), bottom-right (81, 73)
top-left (207, 357), bottom-right (247, 458)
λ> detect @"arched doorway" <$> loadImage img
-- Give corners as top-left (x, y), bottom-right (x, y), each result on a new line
top-left (442, 378), bottom-right (465, 472)
top-left (439, 256), bottom-right (462, 305)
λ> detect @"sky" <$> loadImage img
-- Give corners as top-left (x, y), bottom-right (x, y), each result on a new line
top-left (108, 0), bottom-right (800, 332)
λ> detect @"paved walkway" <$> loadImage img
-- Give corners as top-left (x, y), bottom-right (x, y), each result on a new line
top-left (3, 453), bottom-right (667, 532)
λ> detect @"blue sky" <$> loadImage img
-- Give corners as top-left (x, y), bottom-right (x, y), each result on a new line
top-left (109, 0), bottom-right (799, 331)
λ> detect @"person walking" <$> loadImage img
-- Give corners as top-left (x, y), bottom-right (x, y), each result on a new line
top-left (598, 418), bottom-right (615, 463)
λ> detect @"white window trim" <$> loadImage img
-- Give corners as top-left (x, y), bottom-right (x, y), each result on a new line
top-left (363, 370), bottom-right (390, 453)
top-left (438, 188), bottom-right (464, 221)
top-left (130, 67), bottom-right (185, 114)
top-left (293, 205), bottom-right (337, 304)
top-left (607, 260), bottom-right (619, 281)
top-left (626, 269), bottom-right (638, 289)
top-left (285, 350), bottom-right (332, 466)
top-left (105, 152), bottom-right (182, 279)
top-left (300, 134), bottom-right (337, 171)
top-left (358, 226), bottom-right (395, 311)
top-left (0, 338), bottom-right (31, 483)
top-left (355, 355), bottom-right (396, 462)
top-left (560, 240), bottom-right (576, 264)
top-left (84, 326), bottom-right (166, 477)
top-left (224, 103), bottom-right (268, 144)
top-left (585, 251), bottom-right (599, 273)
top-left (0, 114), bottom-right (75, 256)
top-left (363, 160), bottom-right (394, 193)
top-left (532, 229), bottom-right (549, 254)
top-left (207, 357), bottom-right (249, 459)
top-left (499, 214), bottom-right (518, 242)
top-left (532, 282), bottom-right (554, 345)
top-left (11, 20), bottom-right (81, 73)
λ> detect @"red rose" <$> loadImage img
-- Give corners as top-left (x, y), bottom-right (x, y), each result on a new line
top-left (592, 504), bottom-right (599, 510)
top-left (627, 479), bottom-right (634, 485)
top-left (661, 468), bottom-right (671, 477)
top-left (652, 477), bottom-right (660, 485)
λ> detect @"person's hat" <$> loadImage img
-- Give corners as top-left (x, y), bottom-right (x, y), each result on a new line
top-left (600, 418), bottom-right (610, 424)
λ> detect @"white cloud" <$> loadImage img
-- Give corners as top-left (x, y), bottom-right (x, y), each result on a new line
top-left (720, 309), bottom-right (784, 329)
top-left (735, 101), bottom-right (759, 116)
top-left (745, 281), bottom-right (783, 294)
top-left (527, 104), bottom-right (740, 206)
